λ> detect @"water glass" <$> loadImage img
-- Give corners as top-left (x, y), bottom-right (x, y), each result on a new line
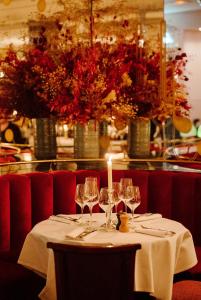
top-left (99, 187), bottom-right (115, 230)
top-left (112, 182), bottom-right (121, 213)
top-left (84, 177), bottom-right (99, 225)
top-left (126, 186), bottom-right (141, 225)
top-left (75, 184), bottom-right (88, 223)
top-left (119, 178), bottom-right (133, 212)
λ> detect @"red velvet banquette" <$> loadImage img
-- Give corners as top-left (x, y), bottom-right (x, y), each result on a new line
top-left (0, 169), bottom-right (201, 299)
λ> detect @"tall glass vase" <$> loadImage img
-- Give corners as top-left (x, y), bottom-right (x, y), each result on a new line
top-left (74, 120), bottom-right (108, 169)
top-left (33, 118), bottom-right (57, 160)
top-left (74, 120), bottom-right (100, 159)
top-left (128, 118), bottom-right (150, 158)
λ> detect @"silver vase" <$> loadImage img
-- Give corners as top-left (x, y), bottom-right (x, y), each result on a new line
top-left (128, 118), bottom-right (150, 158)
top-left (33, 118), bottom-right (57, 160)
top-left (74, 120), bottom-right (100, 159)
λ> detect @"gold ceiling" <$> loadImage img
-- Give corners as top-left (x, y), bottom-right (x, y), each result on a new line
top-left (0, 0), bottom-right (164, 50)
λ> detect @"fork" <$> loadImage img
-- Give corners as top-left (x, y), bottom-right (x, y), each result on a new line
top-left (133, 213), bottom-right (153, 219)
top-left (77, 229), bottom-right (97, 239)
top-left (56, 215), bottom-right (81, 222)
top-left (141, 225), bottom-right (176, 235)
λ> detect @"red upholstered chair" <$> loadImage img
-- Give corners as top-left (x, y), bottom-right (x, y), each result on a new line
top-left (47, 242), bottom-right (144, 300)
top-left (172, 280), bottom-right (201, 300)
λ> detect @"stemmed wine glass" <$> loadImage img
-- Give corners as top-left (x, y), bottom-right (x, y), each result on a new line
top-left (126, 186), bottom-right (141, 226)
top-left (84, 177), bottom-right (99, 225)
top-left (75, 184), bottom-right (88, 224)
top-left (112, 182), bottom-right (121, 214)
top-left (118, 178), bottom-right (133, 212)
top-left (99, 187), bottom-right (115, 231)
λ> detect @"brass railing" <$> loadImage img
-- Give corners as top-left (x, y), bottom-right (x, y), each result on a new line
top-left (1, 138), bottom-right (201, 174)
top-left (0, 157), bottom-right (201, 175)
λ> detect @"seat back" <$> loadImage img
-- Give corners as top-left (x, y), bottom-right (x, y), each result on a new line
top-left (47, 242), bottom-right (141, 300)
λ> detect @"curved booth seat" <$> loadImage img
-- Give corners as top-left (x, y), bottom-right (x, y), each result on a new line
top-left (0, 169), bottom-right (201, 299)
top-left (1, 169), bottom-right (201, 251)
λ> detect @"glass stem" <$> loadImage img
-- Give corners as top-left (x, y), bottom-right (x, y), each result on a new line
top-left (81, 205), bottom-right (84, 219)
top-left (124, 202), bottom-right (127, 213)
top-left (131, 208), bottom-right (135, 227)
top-left (89, 205), bottom-right (93, 224)
top-left (115, 204), bottom-right (118, 214)
top-left (106, 205), bottom-right (112, 230)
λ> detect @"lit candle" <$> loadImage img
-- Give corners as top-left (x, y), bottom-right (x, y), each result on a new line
top-left (107, 156), bottom-right (113, 191)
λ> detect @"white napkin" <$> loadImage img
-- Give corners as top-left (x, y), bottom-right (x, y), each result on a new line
top-left (65, 227), bottom-right (86, 238)
top-left (65, 228), bottom-right (98, 241)
top-left (135, 225), bottom-right (175, 237)
top-left (133, 213), bottom-right (162, 222)
top-left (49, 215), bottom-right (71, 224)
top-left (56, 214), bottom-right (81, 222)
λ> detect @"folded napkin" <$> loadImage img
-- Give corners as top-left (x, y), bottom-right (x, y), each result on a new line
top-left (56, 214), bottom-right (81, 222)
top-left (49, 215), bottom-right (71, 224)
top-left (133, 213), bottom-right (162, 222)
top-left (135, 225), bottom-right (175, 237)
top-left (65, 227), bottom-right (86, 238)
top-left (65, 228), bottom-right (98, 241)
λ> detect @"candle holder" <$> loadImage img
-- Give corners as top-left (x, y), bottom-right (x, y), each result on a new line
top-left (105, 189), bottom-right (114, 231)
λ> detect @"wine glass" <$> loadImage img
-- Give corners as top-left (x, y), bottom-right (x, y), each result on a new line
top-left (112, 182), bottom-right (121, 214)
top-left (118, 178), bottom-right (133, 212)
top-left (84, 177), bottom-right (99, 225)
top-left (75, 184), bottom-right (88, 223)
top-left (126, 186), bottom-right (141, 226)
top-left (99, 187), bottom-right (115, 230)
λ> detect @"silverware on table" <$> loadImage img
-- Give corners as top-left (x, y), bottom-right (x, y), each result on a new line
top-left (133, 213), bottom-right (153, 219)
top-left (49, 216), bottom-right (70, 225)
top-left (141, 225), bottom-right (176, 235)
top-left (77, 229), bottom-right (97, 239)
top-left (56, 215), bottom-right (81, 222)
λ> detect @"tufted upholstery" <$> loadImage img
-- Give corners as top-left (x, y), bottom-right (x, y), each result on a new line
top-left (172, 280), bottom-right (201, 300)
top-left (0, 169), bottom-right (201, 299)
top-left (1, 169), bottom-right (201, 250)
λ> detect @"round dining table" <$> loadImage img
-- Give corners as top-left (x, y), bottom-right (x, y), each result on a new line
top-left (18, 213), bottom-right (197, 300)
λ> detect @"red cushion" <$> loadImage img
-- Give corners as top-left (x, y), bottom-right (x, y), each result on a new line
top-left (3, 174), bottom-right (32, 251)
top-left (26, 172), bottom-right (54, 224)
top-left (148, 170), bottom-right (173, 218)
top-left (0, 260), bottom-right (45, 300)
top-left (51, 171), bottom-right (77, 214)
top-left (172, 280), bottom-right (201, 300)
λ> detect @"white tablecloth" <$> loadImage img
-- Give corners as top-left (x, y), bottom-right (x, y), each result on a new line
top-left (18, 213), bottom-right (197, 300)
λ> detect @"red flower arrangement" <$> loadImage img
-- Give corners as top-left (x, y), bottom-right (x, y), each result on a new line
top-left (0, 47), bottom-right (57, 119)
top-left (0, 42), bottom-right (190, 124)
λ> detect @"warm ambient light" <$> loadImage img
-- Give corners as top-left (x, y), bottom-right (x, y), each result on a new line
top-left (198, 27), bottom-right (201, 32)
top-left (164, 32), bottom-right (174, 45)
top-left (175, 0), bottom-right (186, 4)
top-left (106, 154), bottom-right (113, 191)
